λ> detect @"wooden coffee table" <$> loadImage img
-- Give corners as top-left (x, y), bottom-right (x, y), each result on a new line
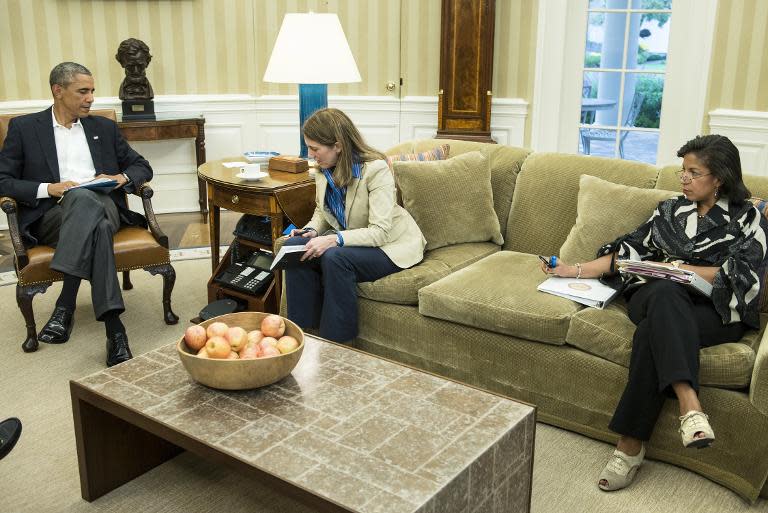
top-left (71, 335), bottom-right (535, 512)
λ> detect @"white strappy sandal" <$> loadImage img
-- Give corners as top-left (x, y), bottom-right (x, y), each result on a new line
top-left (679, 410), bottom-right (715, 448)
top-left (598, 445), bottom-right (645, 491)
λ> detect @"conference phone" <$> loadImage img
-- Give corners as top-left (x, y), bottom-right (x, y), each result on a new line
top-left (214, 250), bottom-right (275, 295)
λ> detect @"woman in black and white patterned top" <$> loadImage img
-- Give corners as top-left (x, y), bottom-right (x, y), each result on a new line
top-left (540, 135), bottom-right (768, 492)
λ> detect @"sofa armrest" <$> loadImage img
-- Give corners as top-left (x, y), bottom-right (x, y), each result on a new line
top-left (0, 196), bottom-right (29, 268)
top-left (750, 329), bottom-right (768, 414)
top-left (132, 184), bottom-right (169, 249)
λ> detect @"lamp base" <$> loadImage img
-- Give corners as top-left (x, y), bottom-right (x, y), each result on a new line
top-left (298, 84), bottom-right (328, 158)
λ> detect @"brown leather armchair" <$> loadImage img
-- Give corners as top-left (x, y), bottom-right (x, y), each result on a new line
top-left (0, 110), bottom-right (179, 352)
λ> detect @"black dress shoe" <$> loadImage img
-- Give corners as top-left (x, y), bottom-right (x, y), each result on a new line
top-left (106, 332), bottom-right (133, 367)
top-left (0, 418), bottom-right (22, 460)
top-left (38, 306), bottom-right (75, 344)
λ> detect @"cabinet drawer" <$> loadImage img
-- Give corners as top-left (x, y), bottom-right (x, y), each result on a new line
top-left (212, 188), bottom-right (271, 213)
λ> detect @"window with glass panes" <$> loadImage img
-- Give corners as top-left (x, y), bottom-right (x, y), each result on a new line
top-left (579, 0), bottom-right (672, 164)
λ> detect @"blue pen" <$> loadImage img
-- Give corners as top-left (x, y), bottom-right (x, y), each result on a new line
top-left (550, 255), bottom-right (557, 268)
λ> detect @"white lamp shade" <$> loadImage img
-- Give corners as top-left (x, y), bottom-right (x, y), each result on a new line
top-left (263, 13), bottom-right (361, 84)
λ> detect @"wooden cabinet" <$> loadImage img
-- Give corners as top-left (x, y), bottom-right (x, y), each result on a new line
top-left (436, 0), bottom-right (496, 143)
top-left (207, 239), bottom-right (278, 314)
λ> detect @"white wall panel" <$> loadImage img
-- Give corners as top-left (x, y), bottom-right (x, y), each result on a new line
top-left (709, 109), bottom-right (768, 177)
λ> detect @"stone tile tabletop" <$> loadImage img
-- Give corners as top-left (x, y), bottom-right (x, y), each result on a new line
top-left (75, 336), bottom-right (535, 513)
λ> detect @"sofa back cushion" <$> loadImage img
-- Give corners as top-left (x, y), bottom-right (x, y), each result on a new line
top-left (386, 139), bottom-right (530, 239)
top-left (560, 175), bottom-right (678, 264)
top-left (394, 151), bottom-right (503, 250)
top-left (504, 153), bottom-right (659, 257)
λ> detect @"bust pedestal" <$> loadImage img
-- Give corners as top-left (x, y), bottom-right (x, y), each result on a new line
top-left (121, 100), bottom-right (156, 121)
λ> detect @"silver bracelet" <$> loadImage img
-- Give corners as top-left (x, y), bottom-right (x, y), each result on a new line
top-left (575, 262), bottom-right (583, 279)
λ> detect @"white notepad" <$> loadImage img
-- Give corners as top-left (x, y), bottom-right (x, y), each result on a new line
top-left (537, 277), bottom-right (621, 309)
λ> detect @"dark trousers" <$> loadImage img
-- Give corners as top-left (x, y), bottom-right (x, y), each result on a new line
top-left (284, 236), bottom-right (401, 343)
top-left (609, 280), bottom-right (746, 441)
top-left (34, 189), bottom-right (124, 320)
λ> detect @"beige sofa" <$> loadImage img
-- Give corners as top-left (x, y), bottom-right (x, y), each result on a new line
top-left (341, 139), bottom-right (768, 502)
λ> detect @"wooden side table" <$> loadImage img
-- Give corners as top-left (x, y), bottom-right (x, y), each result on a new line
top-left (198, 159), bottom-right (316, 313)
top-left (118, 117), bottom-right (207, 217)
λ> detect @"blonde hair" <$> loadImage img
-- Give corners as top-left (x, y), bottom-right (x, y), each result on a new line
top-left (302, 108), bottom-right (386, 188)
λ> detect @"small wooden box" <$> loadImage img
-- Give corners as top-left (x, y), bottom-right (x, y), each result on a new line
top-left (268, 155), bottom-right (309, 173)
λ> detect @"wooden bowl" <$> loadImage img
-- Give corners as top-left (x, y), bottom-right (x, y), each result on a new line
top-left (176, 312), bottom-right (304, 390)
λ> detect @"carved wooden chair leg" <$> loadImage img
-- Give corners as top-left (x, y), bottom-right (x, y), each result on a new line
top-left (146, 264), bottom-right (179, 325)
top-left (122, 270), bottom-right (133, 290)
top-left (16, 282), bottom-right (51, 353)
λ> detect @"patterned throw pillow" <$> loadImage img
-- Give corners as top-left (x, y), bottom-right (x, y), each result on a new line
top-left (386, 144), bottom-right (450, 167)
top-left (749, 197), bottom-right (768, 312)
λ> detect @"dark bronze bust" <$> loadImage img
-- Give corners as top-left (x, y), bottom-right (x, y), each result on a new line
top-left (116, 38), bottom-right (154, 100)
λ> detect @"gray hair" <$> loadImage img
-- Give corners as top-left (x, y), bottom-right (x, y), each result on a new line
top-left (49, 62), bottom-right (92, 87)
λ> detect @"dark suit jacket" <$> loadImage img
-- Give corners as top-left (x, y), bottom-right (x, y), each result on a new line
top-left (0, 107), bottom-right (153, 246)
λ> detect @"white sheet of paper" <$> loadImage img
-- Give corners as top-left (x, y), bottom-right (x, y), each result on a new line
top-left (222, 161), bottom-right (247, 168)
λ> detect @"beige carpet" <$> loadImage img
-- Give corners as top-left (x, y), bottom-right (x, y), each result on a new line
top-left (0, 258), bottom-right (766, 512)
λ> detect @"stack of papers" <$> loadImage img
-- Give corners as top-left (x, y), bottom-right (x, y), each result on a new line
top-left (616, 259), bottom-right (712, 297)
top-left (537, 277), bottom-right (620, 309)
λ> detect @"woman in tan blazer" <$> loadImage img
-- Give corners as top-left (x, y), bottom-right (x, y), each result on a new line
top-left (284, 108), bottom-right (425, 342)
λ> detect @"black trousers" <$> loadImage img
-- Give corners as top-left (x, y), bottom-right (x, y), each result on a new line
top-left (609, 280), bottom-right (746, 441)
top-left (34, 189), bottom-right (124, 320)
top-left (284, 236), bottom-right (400, 343)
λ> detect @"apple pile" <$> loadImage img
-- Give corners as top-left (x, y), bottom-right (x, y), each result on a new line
top-left (184, 314), bottom-right (300, 359)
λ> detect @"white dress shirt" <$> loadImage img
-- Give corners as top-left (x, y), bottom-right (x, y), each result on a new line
top-left (36, 110), bottom-right (97, 198)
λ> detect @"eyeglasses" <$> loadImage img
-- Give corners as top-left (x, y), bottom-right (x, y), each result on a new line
top-left (676, 169), bottom-right (711, 183)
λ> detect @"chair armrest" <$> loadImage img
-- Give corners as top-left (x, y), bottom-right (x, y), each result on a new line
top-left (750, 329), bottom-right (768, 415)
top-left (0, 196), bottom-right (29, 268)
top-left (132, 184), bottom-right (169, 249)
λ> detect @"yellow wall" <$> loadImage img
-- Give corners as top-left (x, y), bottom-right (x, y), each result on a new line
top-left (0, 0), bottom-right (537, 104)
top-left (706, 0), bottom-right (768, 114)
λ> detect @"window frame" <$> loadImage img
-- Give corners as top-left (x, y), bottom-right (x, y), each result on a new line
top-left (531, 0), bottom-right (718, 165)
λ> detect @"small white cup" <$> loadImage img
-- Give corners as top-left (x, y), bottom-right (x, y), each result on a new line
top-left (239, 163), bottom-right (262, 177)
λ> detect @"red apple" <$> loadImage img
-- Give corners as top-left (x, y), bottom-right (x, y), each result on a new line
top-left (246, 330), bottom-right (264, 346)
top-left (184, 325), bottom-right (207, 351)
top-left (260, 315), bottom-right (285, 338)
top-left (226, 326), bottom-right (248, 352)
top-left (259, 337), bottom-right (278, 351)
top-left (259, 345), bottom-right (281, 358)
top-left (206, 321), bottom-right (229, 339)
top-left (239, 341), bottom-right (261, 359)
top-left (276, 335), bottom-right (299, 354)
top-left (206, 336), bottom-right (231, 359)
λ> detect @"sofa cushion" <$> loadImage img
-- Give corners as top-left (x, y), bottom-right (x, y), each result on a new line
top-left (418, 251), bottom-right (583, 345)
top-left (385, 139), bottom-right (530, 239)
top-left (357, 242), bottom-right (500, 305)
top-left (505, 152), bottom-right (659, 257)
top-left (566, 304), bottom-right (765, 388)
top-left (393, 151), bottom-right (503, 251)
top-left (560, 175), bottom-right (678, 264)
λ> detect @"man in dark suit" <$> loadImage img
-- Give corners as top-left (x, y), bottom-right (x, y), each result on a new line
top-left (0, 62), bottom-right (153, 366)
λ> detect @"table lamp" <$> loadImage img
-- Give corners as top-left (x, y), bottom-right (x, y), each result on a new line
top-left (263, 13), bottom-right (361, 158)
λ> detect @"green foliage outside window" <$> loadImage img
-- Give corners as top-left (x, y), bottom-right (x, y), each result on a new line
top-left (634, 75), bottom-right (664, 128)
